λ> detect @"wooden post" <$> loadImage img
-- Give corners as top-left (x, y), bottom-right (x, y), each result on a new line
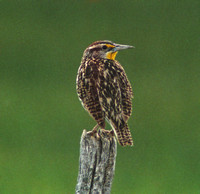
top-left (75, 129), bottom-right (117, 194)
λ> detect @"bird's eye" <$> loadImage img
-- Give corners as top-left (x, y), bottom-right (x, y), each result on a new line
top-left (102, 45), bottom-right (107, 50)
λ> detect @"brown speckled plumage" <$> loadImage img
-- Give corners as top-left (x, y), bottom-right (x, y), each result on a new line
top-left (76, 40), bottom-right (134, 146)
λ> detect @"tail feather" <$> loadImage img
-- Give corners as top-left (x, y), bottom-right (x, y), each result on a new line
top-left (112, 122), bottom-right (133, 146)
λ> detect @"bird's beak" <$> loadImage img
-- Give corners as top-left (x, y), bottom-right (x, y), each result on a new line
top-left (113, 43), bottom-right (135, 51)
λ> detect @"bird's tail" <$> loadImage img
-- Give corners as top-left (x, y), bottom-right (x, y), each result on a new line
top-left (112, 122), bottom-right (133, 146)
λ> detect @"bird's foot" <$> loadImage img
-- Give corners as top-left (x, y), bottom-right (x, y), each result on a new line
top-left (87, 124), bottom-right (99, 138)
top-left (98, 128), bottom-right (114, 139)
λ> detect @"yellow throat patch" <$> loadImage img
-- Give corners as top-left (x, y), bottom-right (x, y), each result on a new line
top-left (106, 51), bottom-right (118, 60)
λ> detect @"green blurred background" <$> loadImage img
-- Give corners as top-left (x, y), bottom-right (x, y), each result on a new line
top-left (0, 0), bottom-right (200, 193)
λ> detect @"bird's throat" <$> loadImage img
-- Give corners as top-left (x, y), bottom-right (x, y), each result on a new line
top-left (106, 51), bottom-right (118, 60)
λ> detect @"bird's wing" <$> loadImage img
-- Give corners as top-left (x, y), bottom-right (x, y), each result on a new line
top-left (98, 61), bottom-right (133, 146)
top-left (115, 61), bottom-right (133, 121)
top-left (98, 61), bottom-right (125, 128)
top-left (76, 61), bottom-right (105, 128)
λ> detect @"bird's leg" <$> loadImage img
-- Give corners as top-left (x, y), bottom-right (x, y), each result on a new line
top-left (98, 128), bottom-right (114, 139)
top-left (92, 124), bottom-right (99, 133)
top-left (87, 124), bottom-right (99, 136)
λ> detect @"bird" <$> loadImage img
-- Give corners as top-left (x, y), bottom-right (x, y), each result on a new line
top-left (76, 40), bottom-right (134, 146)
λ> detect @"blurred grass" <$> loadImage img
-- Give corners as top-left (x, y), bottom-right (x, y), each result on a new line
top-left (0, 0), bottom-right (200, 193)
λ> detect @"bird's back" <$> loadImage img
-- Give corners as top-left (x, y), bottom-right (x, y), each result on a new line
top-left (97, 59), bottom-right (133, 146)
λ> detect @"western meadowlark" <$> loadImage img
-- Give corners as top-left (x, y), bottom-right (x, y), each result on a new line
top-left (76, 40), bottom-right (134, 146)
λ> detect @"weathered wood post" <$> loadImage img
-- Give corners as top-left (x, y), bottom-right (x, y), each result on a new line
top-left (75, 129), bottom-right (117, 194)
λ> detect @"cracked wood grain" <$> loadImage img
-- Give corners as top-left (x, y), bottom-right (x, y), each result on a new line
top-left (75, 129), bottom-right (117, 194)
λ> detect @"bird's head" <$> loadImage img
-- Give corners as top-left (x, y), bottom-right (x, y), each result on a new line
top-left (83, 40), bottom-right (134, 60)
